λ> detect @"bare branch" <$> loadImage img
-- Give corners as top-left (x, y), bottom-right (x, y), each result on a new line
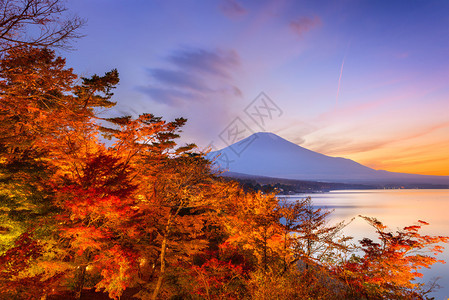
top-left (0, 0), bottom-right (85, 53)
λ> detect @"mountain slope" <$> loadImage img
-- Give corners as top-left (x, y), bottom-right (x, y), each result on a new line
top-left (208, 132), bottom-right (449, 185)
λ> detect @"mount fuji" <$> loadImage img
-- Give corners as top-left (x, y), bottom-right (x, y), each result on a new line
top-left (208, 132), bottom-right (449, 186)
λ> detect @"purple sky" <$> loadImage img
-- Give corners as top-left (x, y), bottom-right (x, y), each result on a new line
top-left (64, 0), bottom-right (449, 175)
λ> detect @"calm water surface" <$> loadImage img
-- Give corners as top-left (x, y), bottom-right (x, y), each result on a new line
top-left (281, 189), bottom-right (449, 300)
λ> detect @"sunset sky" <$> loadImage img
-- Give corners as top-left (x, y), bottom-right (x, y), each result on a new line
top-left (65, 0), bottom-right (449, 176)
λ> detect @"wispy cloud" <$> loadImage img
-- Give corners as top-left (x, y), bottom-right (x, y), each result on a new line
top-left (140, 47), bottom-right (242, 106)
top-left (306, 120), bottom-right (449, 158)
top-left (219, 0), bottom-right (247, 19)
top-left (168, 48), bottom-right (240, 79)
top-left (147, 68), bottom-right (210, 92)
top-left (311, 139), bottom-right (390, 156)
top-left (138, 87), bottom-right (196, 106)
top-left (289, 16), bottom-right (321, 37)
top-left (138, 47), bottom-right (245, 145)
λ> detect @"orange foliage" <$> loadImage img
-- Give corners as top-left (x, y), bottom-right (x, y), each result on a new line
top-left (335, 216), bottom-right (449, 299)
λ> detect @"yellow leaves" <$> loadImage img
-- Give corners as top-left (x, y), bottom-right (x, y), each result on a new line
top-left (135, 194), bottom-right (146, 202)
top-left (221, 191), bottom-right (287, 272)
top-left (0, 216), bottom-right (26, 255)
top-left (23, 260), bottom-right (71, 282)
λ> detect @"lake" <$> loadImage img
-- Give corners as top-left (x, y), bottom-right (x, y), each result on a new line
top-left (280, 189), bottom-right (449, 300)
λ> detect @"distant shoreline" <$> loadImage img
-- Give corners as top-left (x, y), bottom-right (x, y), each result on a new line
top-left (222, 173), bottom-right (449, 194)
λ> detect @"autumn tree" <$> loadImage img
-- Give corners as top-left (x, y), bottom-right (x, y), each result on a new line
top-left (0, 46), bottom-right (124, 299)
top-left (51, 152), bottom-right (140, 298)
top-left (0, 46), bottom-right (75, 255)
top-left (278, 197), bottom-right (350, 270)
top-left (215, 190), bottom-right (284, 299)
top-left (336, 216), bottom-right (449, 299)
top-left (104, 115), bottom-right (232, 299)
top-left (250, 196), bottom-right (348, 300)
top-left (0, 46), bottom-right (117, 247)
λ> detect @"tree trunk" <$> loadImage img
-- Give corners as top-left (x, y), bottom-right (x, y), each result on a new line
top-left (263, 227), bottom-right (268, 273)
top-left (151, 233), bottom-right (168, 300)
top-left (75, 265), bottom-right (87, 299)
top-left (151, 205), bottom-right (182, 300)
top-left (75, 250), bottom-right (90, 299)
